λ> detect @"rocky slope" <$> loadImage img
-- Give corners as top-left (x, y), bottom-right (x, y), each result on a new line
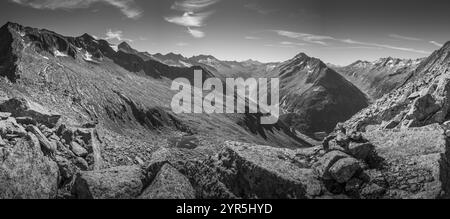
top-left (333, 57), bottom-right (423, 100)
top-left (267, 53), bottom-right (369, 138)
top-left (344, 41), bottom-right (450, 132)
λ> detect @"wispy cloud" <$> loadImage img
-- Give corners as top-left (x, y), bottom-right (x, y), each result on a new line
top-left (389, 34), bottom-right (422, 41)
top-left (105, 29), bottom-right (132, 42)
top-left (280, 41), bottom-right (306, 46)
top-left (165, 0), bottom-right (219, 38)
top-left (245, 36), bottom-right (261, 40)
top-left (430, 41), bottom-right (443, 47)
top-left (187, 27), bottom-right (205, 38)
top-left (165, 11), bottom-right (213, 27)
top-left (176, 42), bottom-right (189, 47)
top-left (10, 0), bottom-right (142, 19)
top-left (273, 30), bottom-right (334, 45)
top-left (273, 29), bottom-right (431, 54)
top-left (171, 0), bottom-right (220, 12)
top-left (341, 39), bottom-right (430, 54)
top-left (244, 3), bottom-right (278, 15)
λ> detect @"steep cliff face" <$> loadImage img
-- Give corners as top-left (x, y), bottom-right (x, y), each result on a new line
top-left (267, 53), bottom-right (369, 137)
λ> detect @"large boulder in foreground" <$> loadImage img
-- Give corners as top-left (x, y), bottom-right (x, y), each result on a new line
top-left (363, 124), bottom-right (450, 199)
top-left (72, 165), bottom-right (145, 199)
top-left (213, 141), bottom-right (323, 199)
top-left (0, 134), bottom-right (59, 199)
top-left (139, 163), bottom-right (195, 199)
top-left (0, 98), bottom-right (61, 128)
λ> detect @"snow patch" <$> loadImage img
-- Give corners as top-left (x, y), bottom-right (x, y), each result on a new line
top-left (179, 60), bottom-right (193, 67)
top-left (83, 51), bottom-right (94, 61)
top-left (54, 50), bottom-right (68, 57)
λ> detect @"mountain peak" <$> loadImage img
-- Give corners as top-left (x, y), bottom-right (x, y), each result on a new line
top-left (118, 41), bottom-right (132, 50)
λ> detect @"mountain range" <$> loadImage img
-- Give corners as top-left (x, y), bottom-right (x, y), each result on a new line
top-left (2, 22), bottom-right (450, 199)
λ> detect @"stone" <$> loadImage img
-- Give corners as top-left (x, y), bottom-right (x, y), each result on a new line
top-left (360, 184), bottom-right (386, 199)
top-left (363, 125), bottom-right (450, 199)
top-left (74, 157), bottom-right (89, 171)
top-left (213, 141), bottom-right (323, 199)
top-left (26, 125), bottom-right (57, 154)
top-left (72, 166), bottom-right (145, 199)
top-left (0, 134), bottom-right (59, 199)
top-left (55, 155), bottom-right (77, 184)
top-left (335, 132), bottom-right (350, 148)
top-left (329, 157), bottom-right (362, 183)
top-left (15, 117), bottom-right (37, 126)
top-left (0, 117), bottom-right (27, 138)
top-left (146, 147), bottom-right (236, 199)
top-left (0, 98), bottom-right (61, 128)
top-left (70, 141), bottom-right (88, 157)
top-left (314, 151), bottom-right (349, 180)
top-left (345, 178), bottom-right (363, 197)
top-left (139, 164), bottom-right (195, 199)
top-left (0, 112), bottom-right (11, 119)
top-left (0, 136), bottom-right (6, 147)
top-left (348, 142), bottom-right (374, 160)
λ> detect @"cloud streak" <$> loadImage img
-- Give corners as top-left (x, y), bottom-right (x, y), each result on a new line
top-left (341, 39), bottom-right (430, 54)
top-left (430, 41), bottom-right (443, 47)
top-left (274, 29), bottom-right (430, 54)
top-left (273, 30), bottom-right (334, 45)
top-left (389, 34), bottom-right (422, 41)
top-left (10, 0), bottom-right (142, 19)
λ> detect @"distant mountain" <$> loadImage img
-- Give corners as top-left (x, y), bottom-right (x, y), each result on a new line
top-left (148, 52), bottom-right (278, 78)
top-left (332, 57), bottom-right (423, 100)
top-left (345, 41), bottom-right (450, 131)
top-left (266, 53), bottom-right (369, 137)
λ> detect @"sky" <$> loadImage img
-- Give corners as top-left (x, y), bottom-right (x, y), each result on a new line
top-left (1, 0), bottom-right (450, 65)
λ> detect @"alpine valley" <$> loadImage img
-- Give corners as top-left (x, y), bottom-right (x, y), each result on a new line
top-left (1, 22), bottom-right (450, 200)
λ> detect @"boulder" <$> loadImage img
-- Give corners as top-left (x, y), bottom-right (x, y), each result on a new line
top-left (363, 124), bottom-right (450, 199)
top-left (72, 166), bottom-right (145, 199)
top-left (70, 141), bottom-right (88, 157)
top-left (329, 157), bottom-right (362, 183)
top-left (26, 125), bottom-right (57, 154)
top-left (0, 112), bottom-right (11, 119)
top-left (139, 164), bottom-right (195, 199)
top-left (0, 98), bottom-right (61, 128)
top-left (348, 142), bottom-right (374, 160)
top-left (314, 151), bottom-right (350, 180)
top-left (0, 134), bottom-right (59, 199)
top-left (146, 147), bottom-right (235, 199)
top-left (0, 117), bottom-right (27, 138)
top-left (213, 141), bottom-right (323, 199)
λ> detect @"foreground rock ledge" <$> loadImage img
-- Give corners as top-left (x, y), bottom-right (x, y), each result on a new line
top-left (214, 141), bottom-right (323, 199)
top-left (363, 124), bottom-right (450, 199)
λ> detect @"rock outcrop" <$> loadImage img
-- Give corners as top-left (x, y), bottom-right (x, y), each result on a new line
top-left (0, 97), bottom-right (104, 199)
top-left (72, 166), bottom-right (146, 199)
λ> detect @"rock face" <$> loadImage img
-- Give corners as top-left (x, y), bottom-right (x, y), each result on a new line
top-left (139, 164), bottom-right (195, 199)
top-left (314, 124), bottom-right (450, 199)
top-left (0, 134), bottom-right (59, 199)
top-left (73, 166), bottom-right (145, 199)
top-left (0, 96), bottom-right (104, 199)
top-left (363, 125), bottom-right (450, 199)
top-left (0, 98), bottom-right (61, 128)
top-left (212, 141), bottom-right (323, 199)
